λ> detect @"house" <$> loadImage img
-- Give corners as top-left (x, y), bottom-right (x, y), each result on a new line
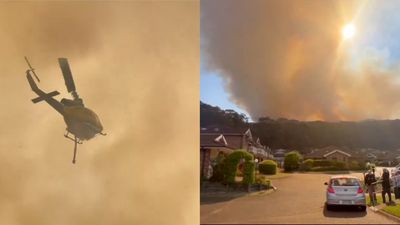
top-left (304, 146), bottom-right (352, 165)
top-left (323, 150), bottom-right (351, 163)
top-left (249, 137), bottom-right (272, 161)
top-left (201, 126), bottom-right (253, 150)
top-left (200, 133), bottom-right (233, 178)
top-left (273, 149), bottom-right (287, 167)
top-left (200, 126), bottom-right (271, 177)
top-left (200, 126), bottom-right (253, 178)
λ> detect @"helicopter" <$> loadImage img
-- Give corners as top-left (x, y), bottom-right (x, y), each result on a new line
top-left (25, 57), bottom-right (105, 164)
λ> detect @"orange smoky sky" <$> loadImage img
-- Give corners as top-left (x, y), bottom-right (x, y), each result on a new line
top-left (201, 0), bottom-right (400, 121)
top-left (0, 2), bottom-right (198, 225)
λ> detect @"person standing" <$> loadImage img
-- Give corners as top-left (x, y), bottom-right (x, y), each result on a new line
top-left (393, 171), bottom-right (400, 199)
top-left (381, 168), bottom-right (393, 204)
top-left (364, 170), bottom-right (377, 206)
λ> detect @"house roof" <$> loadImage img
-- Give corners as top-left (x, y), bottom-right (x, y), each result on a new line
top-left (305, 147), bottom-right (351, 159)
top-left (200, 126), bottom-right (253, 150)
top-left (323, 149), bottom-right (351, 157)
top-left (224, 134), bottom-right (247, 150)
top-left (200, 134), bottom-right (228, 148)
top-left (273, 149), bottom-right (287, 157)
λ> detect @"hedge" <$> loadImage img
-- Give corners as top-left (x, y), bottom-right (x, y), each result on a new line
top-left (223, 150), bottom-right (254, 184)
top-left (312, 160), bottom-right (347, 169)
top-left (243, 161), bottom-right (255, 185)
top-left (299, 159), bottom-right (314, 171)
top-left (210, 160), bottom-right (225, 182)
top-left (284, 151), bottom-right (302, 171)
top-left (310, 166), bottom-right (349, 172)
top-left (255, 175), bottom-right (271, 187)
top-left (259, 160), bottom-right (277, 175)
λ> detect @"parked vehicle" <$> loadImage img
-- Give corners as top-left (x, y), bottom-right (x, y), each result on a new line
top-left (324, 175), bottom-right (366, 211)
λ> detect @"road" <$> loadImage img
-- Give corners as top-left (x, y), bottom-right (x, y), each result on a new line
top-left (201, 172), bottom-right (397, 224)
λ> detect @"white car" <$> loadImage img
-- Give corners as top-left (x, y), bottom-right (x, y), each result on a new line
top-left (324, 175), bottom-right (366, 211)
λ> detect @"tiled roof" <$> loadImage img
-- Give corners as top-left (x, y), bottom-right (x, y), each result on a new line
top-left (200, 134), bottom-right (228, 147)
top-left (305, 147), bottom-right (351, 159)
top-left (224, 134), bottom-right (246, 150)
top-left (323, 150), bottom-right (351, 157)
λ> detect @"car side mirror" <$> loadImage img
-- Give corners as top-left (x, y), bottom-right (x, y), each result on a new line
top-left (324, 182), bottom-right (328, 185)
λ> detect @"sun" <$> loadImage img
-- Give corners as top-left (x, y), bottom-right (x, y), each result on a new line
top-left (342, 23), bottom-right (356, 40)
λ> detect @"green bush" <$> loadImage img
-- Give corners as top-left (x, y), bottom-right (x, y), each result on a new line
top-left (284, 151), bottom-right (302, 172)
top-left (313, 159), bottom-right (333, 167)
top-left (210, 160), bottom-right (225, 182)
top-left (333, 161), bottom-right (346, 169)
top-left (349, 160), bottom-right (364, 170)
top-left (223, 150), bottom-right (254, 184)
top-left (310, 166), bottom-right (348, 171)
top-left (299, 159), bottom-right (314, 171)
top-left (255, 175), bottom-right (271, 187)
top-left (259, 160), bottom-right (277, 175)
top-left (243, 161), bottom-right (255, 185)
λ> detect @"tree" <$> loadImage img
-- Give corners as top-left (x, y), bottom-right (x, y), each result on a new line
top-left (284, 151), bottom-right (302, 172)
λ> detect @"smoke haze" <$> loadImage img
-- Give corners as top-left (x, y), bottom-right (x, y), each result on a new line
top-left (201, 0), bottom-right (400, 121)
top-left (0, 2), bottom-right (198, 225)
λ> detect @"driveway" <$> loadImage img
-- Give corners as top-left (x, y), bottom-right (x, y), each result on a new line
top-left (201, 172), bottom-right (397, 224)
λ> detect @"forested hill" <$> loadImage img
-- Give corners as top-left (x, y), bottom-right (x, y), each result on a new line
top-left (200, 101), bottom-right (400, 151)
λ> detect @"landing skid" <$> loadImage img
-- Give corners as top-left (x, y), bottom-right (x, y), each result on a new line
top-left (64, 130), bottom-right (82, 164)
top-left (72, 136), bottom-right (78, 164)
top-left (64, 131), bottom-right (83, 144)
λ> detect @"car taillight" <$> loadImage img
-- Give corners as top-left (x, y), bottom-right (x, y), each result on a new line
top-left (328, 186), bottom-right (335, 193)
top-left (357, 187), bottom-right (363, 193)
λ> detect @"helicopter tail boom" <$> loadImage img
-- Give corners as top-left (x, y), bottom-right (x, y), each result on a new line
top-left (26, 70), bottom-right (64, 115)
top-left (31, 90), bottom-right (60, 103)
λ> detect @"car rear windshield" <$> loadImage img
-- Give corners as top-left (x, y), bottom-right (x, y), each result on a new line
top-left (330, 178), bottom-right (360, 186)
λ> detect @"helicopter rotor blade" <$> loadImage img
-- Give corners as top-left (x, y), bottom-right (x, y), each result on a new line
top-left (58, 58), bottom-right (78, 97)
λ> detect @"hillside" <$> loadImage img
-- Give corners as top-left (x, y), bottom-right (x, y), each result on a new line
top-left (200, 102), bottom-right (400, 151)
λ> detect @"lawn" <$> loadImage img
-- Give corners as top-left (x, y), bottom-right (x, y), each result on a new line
top-left (367, 194), bottom-right (400, 219)
top-left (382, 205), bottom-right (400, 218)
top-left (366, 194), bottom-right (395, 206)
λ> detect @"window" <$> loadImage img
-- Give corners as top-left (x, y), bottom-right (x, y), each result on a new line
top-left (331, 178), bottom-right (360, 186)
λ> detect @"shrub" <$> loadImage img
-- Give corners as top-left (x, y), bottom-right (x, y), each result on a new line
top-left (255, 175), bottom-right (271, 188)
top-left (313, 159), bottom-right (333, 167)
top-left (310, 166), bottom-right (348, 171)
top-left (349, 160), bottom-right (363, 170)
top-left (259, 160), bottom-right (277, 175)
top-left (332, 161), bottom-right (346, 169)
top-left (243, 161), bottom-right (255, 185)
top-left (284, 151), bottom-right (302, 172)
top-left (209, 160), bottom-right (225, 182)
top-left (299, 159), bottom-right (314, 171)
top-left (223, 150), bottom-right (254, 184)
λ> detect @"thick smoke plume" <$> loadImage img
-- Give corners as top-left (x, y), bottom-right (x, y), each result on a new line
top-left (202, 0), bottom-right (400, 121)
top-left (0, 2), bottom-right (198, 225)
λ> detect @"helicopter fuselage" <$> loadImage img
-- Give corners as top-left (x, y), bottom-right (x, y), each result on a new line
top-left (63, 105), bottom-right (103, 141)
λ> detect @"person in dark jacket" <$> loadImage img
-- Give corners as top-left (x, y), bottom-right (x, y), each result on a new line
top-left (381, 168), bottom-right (393, 204)
top-left (364, 170), bottom-right (377, 206)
